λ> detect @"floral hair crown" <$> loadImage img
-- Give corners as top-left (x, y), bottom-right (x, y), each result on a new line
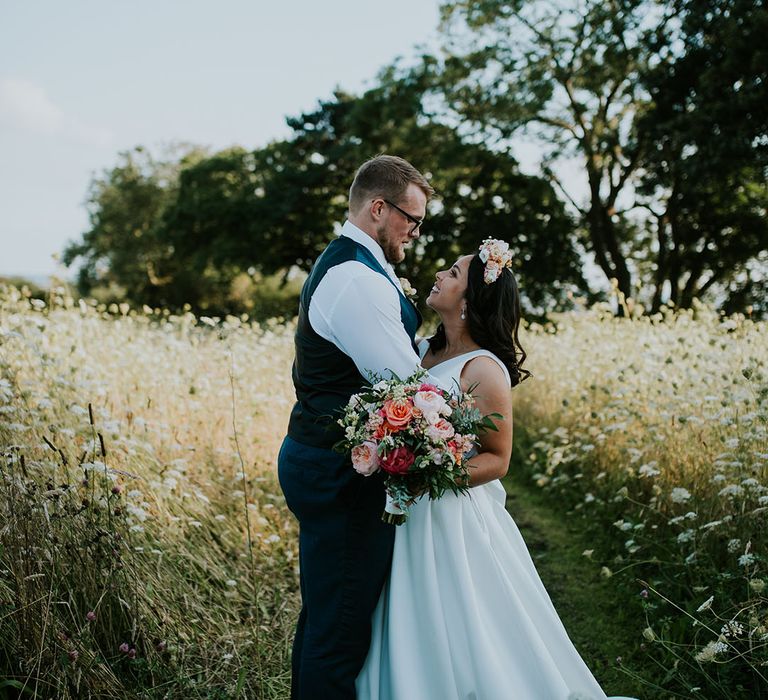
top-left (478, 238), bottom-right (513, 284)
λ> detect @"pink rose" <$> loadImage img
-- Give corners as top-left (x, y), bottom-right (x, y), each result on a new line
top-left (382, 398), bottom-right (414, 429)
top-left (380, 446), bottom-right (416, 475)
top-left (413, 390), bottom-right (450, 418)
top-left (426, 418), bottom-right (455, 442)
top-left (351, 441), bottom-right (380, 476)
top-left (419, 382), bottom-right (440, 393)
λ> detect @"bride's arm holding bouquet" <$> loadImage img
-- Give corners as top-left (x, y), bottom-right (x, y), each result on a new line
top-left (460, 355), bottom-right (514, 487)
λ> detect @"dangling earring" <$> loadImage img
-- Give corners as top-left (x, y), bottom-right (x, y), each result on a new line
top-left (460, 308), bottom-right (466, 320)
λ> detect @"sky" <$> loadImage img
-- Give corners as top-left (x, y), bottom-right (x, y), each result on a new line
top-left (0, 0), bottom-right (451, 279)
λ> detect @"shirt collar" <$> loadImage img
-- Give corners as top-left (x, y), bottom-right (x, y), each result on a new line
top-left (340, 220), bottom-right (390, 271)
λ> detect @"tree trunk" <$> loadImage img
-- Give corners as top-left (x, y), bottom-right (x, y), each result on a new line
top-left (680, 258), bottom-right (705, 308)
top-left (585, 167), bottom-right (633, 308)
top-left (650, 214), bottom-right (669, 313)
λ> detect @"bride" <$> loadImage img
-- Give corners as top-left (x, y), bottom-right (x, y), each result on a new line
top-left (356, 240), bottom-right (635, 700)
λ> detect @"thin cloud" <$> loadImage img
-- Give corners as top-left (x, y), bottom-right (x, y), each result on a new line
top-left (0, 77), bottom-right (113, 147)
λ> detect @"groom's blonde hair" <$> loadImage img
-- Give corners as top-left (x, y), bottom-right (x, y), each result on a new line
top-left (348, 155), bottom-right (434, 214)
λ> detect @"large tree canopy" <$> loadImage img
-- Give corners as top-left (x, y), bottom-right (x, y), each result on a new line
top-left (63, 0), bottom-right (766, 316)
top-left (637, 0), bottom-right (768, 311)
top-left (64, 65), bottom-right (583, 315)
top-left (62, 145), bottom-right (208, 308)
top-left (258, 63), bottom-right (584, 311)
top-left (435, 0), bottom-right (767, 312)
top-left (438, 0), bottom-right (651, 302)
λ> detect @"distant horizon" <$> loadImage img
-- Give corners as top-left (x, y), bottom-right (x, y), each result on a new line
top-left (0, 272), bottom-right (70, 282)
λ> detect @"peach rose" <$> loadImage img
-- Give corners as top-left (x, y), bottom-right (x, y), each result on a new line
top-left (426, 418), bottom-right (455, 442)
top-left (382, 398), bottom-right (414, 430)
top-left (351, 441), bottom-right (380, 476)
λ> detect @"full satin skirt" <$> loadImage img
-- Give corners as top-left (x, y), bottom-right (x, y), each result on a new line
top-left (356, 480), bottom-right (630, 700)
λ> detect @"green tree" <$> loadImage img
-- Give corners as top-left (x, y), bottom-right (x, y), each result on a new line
top-left (64, 67), bottom-right (584, 314)
top-left (156, 142), bottom-right (345, 311)
top-left (62, 144), bottom-right (207, 306)
top-left (637, 0), bottom-right (768, 311)
top-left (435, 0), bottom-right (767, 312)
top-left (438, 0), bottom-right (650, 302)
top-left (248, 63), bottom-right (585, 312)
top-left (158, 147), bottom-right (265, 309)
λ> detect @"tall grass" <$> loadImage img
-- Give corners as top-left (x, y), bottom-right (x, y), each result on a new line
top-left (0, 285), bottom-right (298, 698)
top-left (513, 299), bottom-right (768, 698)
top-left (1, 284), bottom-right (765, 698)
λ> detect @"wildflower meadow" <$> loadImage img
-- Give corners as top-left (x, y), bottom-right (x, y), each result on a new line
top-left (513, 298), bottom-right (768, 697)
top-left (0, 285), bottom-right (298, 698)
top-left (1, 284), bottom-right (766, 698)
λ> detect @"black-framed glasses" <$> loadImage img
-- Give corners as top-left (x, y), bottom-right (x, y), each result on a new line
top-left (382, 199), bottom-right (424, 234)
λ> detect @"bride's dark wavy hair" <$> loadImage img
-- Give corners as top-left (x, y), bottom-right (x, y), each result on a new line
top-left (428, 254), bottom-right (531, 387)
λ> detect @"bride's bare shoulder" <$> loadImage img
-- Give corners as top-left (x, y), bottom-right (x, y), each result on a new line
top-left (460, 354), bottom-right (508, 394)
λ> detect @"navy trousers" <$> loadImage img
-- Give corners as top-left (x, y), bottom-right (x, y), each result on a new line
top-left (278, 436), bottom-right (395, 700)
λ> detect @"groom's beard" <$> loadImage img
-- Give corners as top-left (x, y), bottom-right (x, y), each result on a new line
top-left (377, 224), bottom-right (406, 264)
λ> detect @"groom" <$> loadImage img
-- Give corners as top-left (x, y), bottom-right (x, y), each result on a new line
top-left (278, 155), bottom-right (434, 699)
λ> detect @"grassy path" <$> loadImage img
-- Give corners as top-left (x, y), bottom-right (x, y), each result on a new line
top-left (502, 476), bottom-right (653, 699)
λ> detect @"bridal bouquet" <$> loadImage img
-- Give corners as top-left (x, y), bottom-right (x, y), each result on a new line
top-left (336, 369), bottom-right (498, 525)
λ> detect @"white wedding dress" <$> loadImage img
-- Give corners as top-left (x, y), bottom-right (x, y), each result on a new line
top-left (356, 347), bottom-right (635, 700)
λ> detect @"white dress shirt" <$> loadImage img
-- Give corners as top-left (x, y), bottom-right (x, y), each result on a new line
top-left (309, 221), bottom-right (445, 387)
